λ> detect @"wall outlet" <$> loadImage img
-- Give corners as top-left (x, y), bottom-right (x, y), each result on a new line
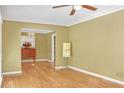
top-left (116, 72), bottom-right (124, 78)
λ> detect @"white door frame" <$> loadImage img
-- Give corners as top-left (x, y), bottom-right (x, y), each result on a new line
top-left (0, 10), bottom-right (2, 86)
top-left (51, 33), bottom-right (56, 62)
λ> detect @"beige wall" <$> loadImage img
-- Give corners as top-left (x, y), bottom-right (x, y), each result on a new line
top-left (69, 10), bottom-right (124, 82)
top-left (35, 33), bottom-right (47, 59)
top-left (3, 21), bottom-right (21, 72)
top-left (3, 20), bottom-right (68, 72)
top-left (35, 33), bottom-right (52, 60)
top-left (46, 33), bottom-right (52, 60)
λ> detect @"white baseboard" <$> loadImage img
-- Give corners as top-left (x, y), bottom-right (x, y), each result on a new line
top-left (21, 59), bottom-right (34, 62)
top-left (22, 59), bottom-right (52, 62)
top-left (0, 77), bottom-right (2, 88)
top-left (3, 71), bottom-right (22, 75)
top-left (47, 59), bottom-right (54, 63)
top-left (36, 59), bottom-right (52, 62)
top-left (55, 66), bottom-right (66, 69)
top-left (68, 66), bottom-right (124, 85)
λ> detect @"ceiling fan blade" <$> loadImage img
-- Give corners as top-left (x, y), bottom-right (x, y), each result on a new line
top-left (82, 5), bottom-right (97, 11)
top-left (52, 5), bottom-right (71, 8)
top-left (69, 8), bottom-right (76, 16)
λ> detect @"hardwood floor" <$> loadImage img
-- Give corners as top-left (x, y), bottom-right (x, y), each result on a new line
top-left (2, 61), bottom-right (124, 88)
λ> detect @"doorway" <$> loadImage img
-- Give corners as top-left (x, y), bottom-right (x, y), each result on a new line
top-left (21, 28), bottom-right (56, 67)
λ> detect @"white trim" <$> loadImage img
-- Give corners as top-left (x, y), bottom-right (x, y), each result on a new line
top-left (22, 59), bottom-right (52, 62)
top-left (0, 77), bottom-right (2, 87)
top-left (55, 66), bottom-right (66, 69)
top-left (0, 9), bottom-right (2, 24)
top-left (21, 59), bottom-right (34, 62)
top-left (21, 28), bottom-right (54, 34)
top-left (4, 19), bottom-right (66, 27)
top-left (3, 71), bottom-right (22, 75)
top-left (36, 59), bottom-right (46, 61)
top-left (36, 59), bottom-right (52, 62)
top-left (0, 8), bottom-right (2, 87)
top-left (68, 6), bottom-right (124, 26)
top-left (68, 66), bottom-right (124, 85)
top-left (51, 33), bottom-right (56, 62)
top-left (0, 20), bottom-right (2, 24)
top-left (46, 59), bottom-right (53, 62)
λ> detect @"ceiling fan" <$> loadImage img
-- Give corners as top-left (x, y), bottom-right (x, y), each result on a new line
top-left (52, 5), bottom-right (97, 16)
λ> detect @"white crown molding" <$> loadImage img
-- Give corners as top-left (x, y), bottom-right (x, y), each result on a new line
top-left (68, 66), bottom-right (124, 85)
top-left (21, 28), bottom-right (54, 34)
top-left (4, 19), bottom-right (67, 27)
top-left (68, 6), bottom-right (124, 26)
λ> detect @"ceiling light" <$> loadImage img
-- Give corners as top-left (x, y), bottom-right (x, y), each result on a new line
top-left (28, 32), bottom-right (31, 36)
top-left (30, 32), bottom-right (35, 36)
top-left (28, 32), bottom-right (35, 36)
top-left (74, 5), bottom-right (82, 10)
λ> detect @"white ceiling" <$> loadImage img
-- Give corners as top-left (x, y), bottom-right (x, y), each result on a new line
top-left (1, 5), bottom-right (124, 26)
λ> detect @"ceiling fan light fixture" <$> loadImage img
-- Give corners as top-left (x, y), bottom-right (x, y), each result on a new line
top-left (74, 5), bottom-right (82, 10)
